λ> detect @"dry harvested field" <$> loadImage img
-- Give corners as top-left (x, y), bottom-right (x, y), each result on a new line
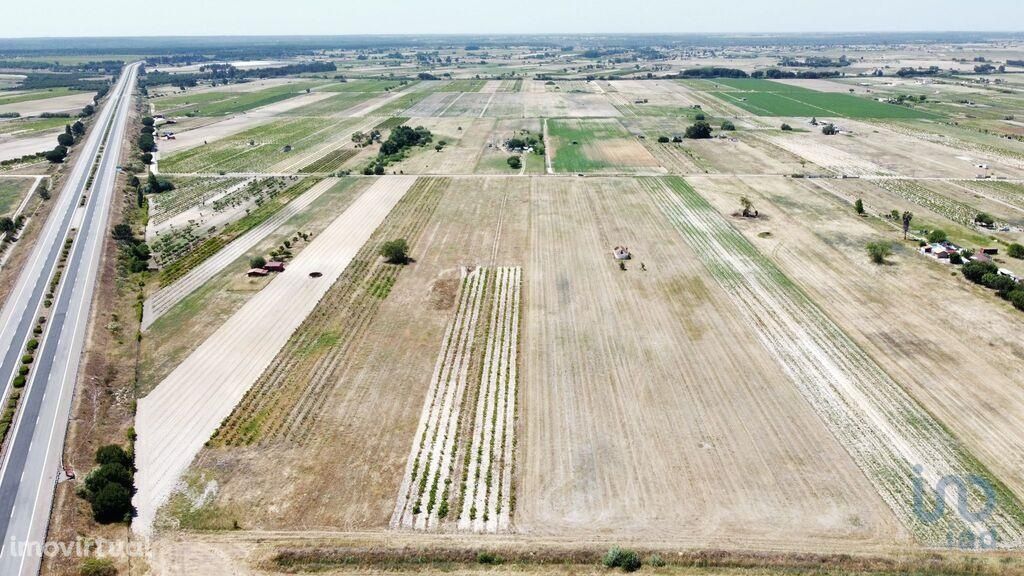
top-left (0, 91), bottom-right (93, 117)
top-left (67, 40), bottom-right (1024, 576)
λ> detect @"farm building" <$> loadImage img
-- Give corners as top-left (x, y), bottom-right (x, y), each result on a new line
top-left (247, 268), bottom-right (269, 277)
top-left (264, 261), bottom-right (286, 272)
top-left (612, 246), bottom-right (631, 260)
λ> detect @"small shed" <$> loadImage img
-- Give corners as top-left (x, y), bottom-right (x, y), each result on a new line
top-left (612, 246), bottom-right (631, 260)
top-left (264, 261), bottom-right (286, 272)
top-left (247, 268), bottom-right (269, 277)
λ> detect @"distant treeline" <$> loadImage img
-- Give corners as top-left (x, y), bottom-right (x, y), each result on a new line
top-left (0, 59), bottom-right (122, 72)
top-left (676, 67), bottom-right (842, 79)
top-left (139, 60), bottom-right (336, 89)
top-left (779, 56), bottom-right (851, 68)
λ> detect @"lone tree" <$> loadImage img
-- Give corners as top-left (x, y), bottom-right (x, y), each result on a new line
top-left (1007, 243), bottom-right (1024, 259)
top-left (507, 155), bottom-right (522, 169)
top-left (854, 198), bottom-right (865, 215)
top-left (739, 196), bottom-right (757, 217)
top-left (250, 256), bottom-right (266, 269)
top-left (380, 238), bottom-right (410, 264)
top-left (927, 229), bottom-right (947, 244)
top-left (901, 211), bottom-right (913, 240)
top-left (866, 241), bottom-right (892, 264)
top-left (975, 212), bottom-right (995, 227)
top-left (685, 120), bottom-right (712, 139)
top-left (720, 120), bottom-right (736, 131)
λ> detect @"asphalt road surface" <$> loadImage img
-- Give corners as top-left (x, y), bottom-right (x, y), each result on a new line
top-left (0, 62), bottom-right (138, 575)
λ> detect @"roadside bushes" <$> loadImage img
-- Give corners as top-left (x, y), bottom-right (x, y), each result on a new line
top-left (111, 222), bottom-right (151, 273)
top-left (603, 547), bottom-right (642, 572)
top-left (78, 444), bottom-right (134, 524)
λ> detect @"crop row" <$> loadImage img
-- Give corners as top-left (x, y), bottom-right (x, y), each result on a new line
top-left (149, 177), bottom-right (245, 225)
top-left (298, 148), bottom-right (357, 174)
top-left (877, 179), bottom-right (991, 228)
top-left (391, 265), bottom-right (522, 532)
top-left (392, 267), bottom-right (488, 530)
top-left (209, 177), bottom-right (450, 446)
top-left (157, 176), bottom-right (309, 285)
top-left (642, 175), bottom-right (1024, 547)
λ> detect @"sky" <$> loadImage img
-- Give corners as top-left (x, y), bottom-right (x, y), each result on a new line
top-left (1, 0), bottom-right (1022, 38)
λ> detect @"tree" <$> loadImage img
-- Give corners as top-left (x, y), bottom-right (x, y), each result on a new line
top-left (141, 116), bottom-right (154, 127)
top-left (380, 239), bottom-right (409, 264)
top-left (684, 121), bottom-right (712, 139)
top-left (740, 196), bottom-right (755, 217)
top-left (720, 120), bottom-right (736, 131)
top-left (140, 152), bottom-right (153, 165)
top-left (901, 211), bottom-right (913, 240)
top-left (963, 261), bottom-right (998, 283)
top-left (982, 272), bottom-right (1017, 295)
top-left (780, 123), bottom-right (793, 131)
top-left (111, 224), bottom-right (135, 243)
top-left (79, 104), bottom-right (95, 117)
top-left (822, 123), bottom-right (839, 135)
top-left (84, 463), bottom-right (132, 496)
top-left (657, 135), bottom-right (670, 143)
top-left (507, 155), bottom-right (522, 169)
top-left (694, 113), bottom-right (706, 121)
top-left (57, 132), bottom-right (74, 147)
top-left (72, 120), bottom-right (85, 137)
top-left (854, 198), bottom-right (864, 215)
top-left (137, 133), bottom-right (155, 152)
top-left (866, 241), bottom-right (892, 264)
top-left (974, 212), bottom-right (995, 227)
top-left (90, 482), bottom-right (132, 523)
top-left (0, 217), bottom-right (15, 235)
top-left (250, 256), bottom-right (266, 269)
top-left (927, 229), bottom-right (947, 243)
top-left (1008, 243), bottom-right (1024, 259)
top-left (96, 444), bottom-right (132, 467)
top-left (44, 145), bottom-right (68, 163)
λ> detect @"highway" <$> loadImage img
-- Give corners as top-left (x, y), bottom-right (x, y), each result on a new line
top-left (0, 62), bottom-right (138, 575)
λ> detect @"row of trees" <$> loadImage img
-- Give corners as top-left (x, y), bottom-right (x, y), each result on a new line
top-left (44, 121), bottom-right (86, 163)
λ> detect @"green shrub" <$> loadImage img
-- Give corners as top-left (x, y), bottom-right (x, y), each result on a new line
top-left (249, 256), bottom-right (266, 269)
top-left (780, 123), bottom-right (793, 131)
top-left (1008, 243), bottom-right (1024, 259)
top-left (89, 482), bottom-right (132, 523)
top-left (963, 261), bottom-right (998, 283)
top-left (380, 239), bottom-right (409, 264)
top-left (927, 229), bottom-right (947, 243)
top-left (476, 551), bottom-right (503, 565)
top-left (79, 557), bottom-right (117, 576)
top-left (648, 554), bottom-right (666, 567)
top-left (981, 273), bottom-right (1018, 296)
top-left (720, 120), bottom-right (735, 131)
top-left (507, 155), bottom-right (522, 169)
top-left (95, 444), bottom-right (132, 468)
top-left (21, 355), bottom-right (32, 364)
top-left (12, 376), bottom-right (25, 388)
top-left (657, 135), bottom-right (670, 143)
top-left (603, 547), bottom-right (642, 572)
top-left (26, 339), bottom-right (38, 351)
top-left (1009, 290), bottom-right (1024, 311)
top-left (866, 241), bottom-right (892, 264)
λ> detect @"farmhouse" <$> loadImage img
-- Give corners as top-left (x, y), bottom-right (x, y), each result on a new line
top-left (264, 261), bottom-right (286, 272)
top-left (246, 268), bottom-right (269, 277)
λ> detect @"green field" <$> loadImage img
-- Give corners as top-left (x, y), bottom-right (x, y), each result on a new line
top-left (0, 116), bottom-right (70, 136)
top-left (706, 79), bottom-right (934, 119)
top-left (152, 82), bottom-right (324, 117)
top-left (548, 118), bottom-right (631, 173)
top-left (282, 91), bottom-right (378, 116)
top-left (160, 117), bottom-right (358, 173)
top-left (0, 178), bottom-right (33, 215)
top-left (427, 79), bottom-right (487, 92)
top-left (0, 87), bottom-right (83, 107)
top-left (320, 79), bottom-right (415, 93)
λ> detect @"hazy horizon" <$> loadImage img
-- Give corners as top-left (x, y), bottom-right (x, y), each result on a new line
top-left (1, 0), bottom-right (1022, 39)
